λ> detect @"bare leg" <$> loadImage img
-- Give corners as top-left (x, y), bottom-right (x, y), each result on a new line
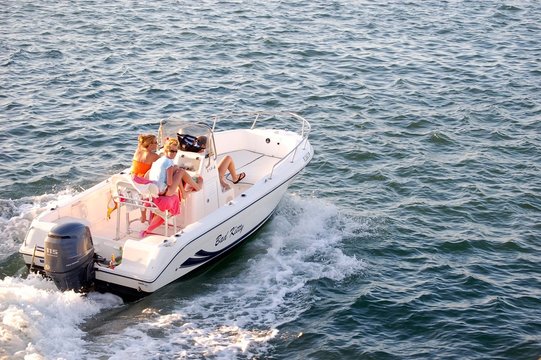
top-left (218, 155), bottom-right (240, 189)
top-left (180, 169), bottom-right (202, 192)
top-left (144, 214), bottom-right (164, 235)
top-left (164, 168), bottom-right (187, 196)
top-left (140, 208), bottom-right (147, 223)
top-left (142, 169), bottom-right (202, 237)
top-left (164, 168), bottom-right (202, 197)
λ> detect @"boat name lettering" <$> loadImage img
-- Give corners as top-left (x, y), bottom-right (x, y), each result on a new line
top-left (215, 224), bottom-right (244, 246)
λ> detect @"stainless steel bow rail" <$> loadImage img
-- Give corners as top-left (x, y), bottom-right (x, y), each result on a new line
top-left (211, 111), bottom-right (312, 180)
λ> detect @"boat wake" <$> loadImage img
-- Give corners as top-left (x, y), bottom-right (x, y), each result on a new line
top-left (0, 190), bottom-right (77, 262)
top-left (0, 274), bottom-right (123, 359)
top-left (0, 192), bottom-right (367, 359)
top-left (84, 195), bottom-right (368, 359)
top-left (0, 190), bottom-right (124, 359)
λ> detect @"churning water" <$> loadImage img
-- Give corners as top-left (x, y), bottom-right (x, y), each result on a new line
top-left (1, 1), bottom-right (540, 359)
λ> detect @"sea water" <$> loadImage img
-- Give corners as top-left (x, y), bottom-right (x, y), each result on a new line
top-left (1, 1), bottom-right (540, 359)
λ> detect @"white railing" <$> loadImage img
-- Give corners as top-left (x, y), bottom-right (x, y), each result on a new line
top-left (211, 111), bottom-right (311, 140)
top-left (211, 112), bottom-right (311, 180)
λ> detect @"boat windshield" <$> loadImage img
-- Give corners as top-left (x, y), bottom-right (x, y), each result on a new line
top-left (158, 118), bottom-right (214, 155)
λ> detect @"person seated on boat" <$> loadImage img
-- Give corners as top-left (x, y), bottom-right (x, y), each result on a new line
top-left (142, 138), bottom-right (203, 236)
top-left (195, 136), bottom-right (245, 191)
top-left (131, 134), bottom-right (160, 178)
top-left (131, 134), bottom-right (160, 223)
top-left (178, 133), bottom-right (207, 153)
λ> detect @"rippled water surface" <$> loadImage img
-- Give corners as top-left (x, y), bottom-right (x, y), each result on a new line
top-left (1, 1), bottom-right (540, 359)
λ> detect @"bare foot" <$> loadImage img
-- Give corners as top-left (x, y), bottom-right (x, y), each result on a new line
top-left (232, 172), bottom-right (246, 184)
top-left (220, 178), bottom-right (231, 191)
top-left (196, 176), bottom-right (203, 191)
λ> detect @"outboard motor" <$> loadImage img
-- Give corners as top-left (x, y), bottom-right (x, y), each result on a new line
top-left (44, 222), bottom-right (95, 292)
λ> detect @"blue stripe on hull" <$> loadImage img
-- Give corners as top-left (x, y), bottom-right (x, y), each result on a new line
top-left (179, 210), bottom-right (275, 268)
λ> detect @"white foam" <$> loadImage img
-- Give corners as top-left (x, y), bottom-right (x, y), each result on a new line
top-left (0, 189), bottom-right (125, 359)
top-left (0, 274), bottom-right (123, 359)
top-left (0, 189), bottom-right (77, 262)
top-left (86, 194), bottom-right (367, 359)
top-left (1, 192), bottom-right (367, 358)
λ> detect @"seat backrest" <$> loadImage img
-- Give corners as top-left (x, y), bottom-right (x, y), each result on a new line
top-left (111, 174), bottom-right (159, 210)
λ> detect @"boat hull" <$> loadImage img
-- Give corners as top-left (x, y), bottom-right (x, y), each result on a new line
top-left (19, 112), bottom-right (313, 299)
top-left (94, 175), bottom-right (294, 297)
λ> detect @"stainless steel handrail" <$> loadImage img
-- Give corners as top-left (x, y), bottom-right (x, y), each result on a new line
top-left (268, 136), bottom-right (310, 180)
top-left (211, 111), bottom-right (311, 180)
top-left (212, 111), bottom-right (311, 138)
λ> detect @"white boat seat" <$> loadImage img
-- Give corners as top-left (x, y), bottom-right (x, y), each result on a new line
top-left (110, 174), bottom-right (177, 239)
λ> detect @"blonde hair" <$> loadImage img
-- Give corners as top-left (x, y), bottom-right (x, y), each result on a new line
top-left (138, 134), bottom-right (157, 149)
top-left (164, 137), bottom-right (179, 151)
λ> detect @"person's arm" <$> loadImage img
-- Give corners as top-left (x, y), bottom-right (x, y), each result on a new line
top-left (166, 166), bottom-right (174, 187)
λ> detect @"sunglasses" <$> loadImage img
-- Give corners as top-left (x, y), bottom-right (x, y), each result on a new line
top-left (168, 149), bottom-right (178, 153)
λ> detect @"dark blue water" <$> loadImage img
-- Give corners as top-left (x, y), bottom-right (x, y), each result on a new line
top-left (1, 1), bottom-right (540, 359)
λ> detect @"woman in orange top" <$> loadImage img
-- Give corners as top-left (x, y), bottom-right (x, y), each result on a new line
top-left (132, 134), bottom-right (160, 178)
top-left (131, 134), bottom-right (160, 223)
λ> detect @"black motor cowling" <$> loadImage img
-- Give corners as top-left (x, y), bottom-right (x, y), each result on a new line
top-left (44, 222), bottom-right (95, 292)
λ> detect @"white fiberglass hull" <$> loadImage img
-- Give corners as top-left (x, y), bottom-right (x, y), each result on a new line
top-left (96, 175), bottom-right (295, 296)
top-left (20, 112), bottom-right (313, 299)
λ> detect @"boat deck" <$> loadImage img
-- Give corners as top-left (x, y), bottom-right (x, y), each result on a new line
top-left (219, 149), bottom-right (281, 184)
top-left (89, 150), bottom-right (281, 250)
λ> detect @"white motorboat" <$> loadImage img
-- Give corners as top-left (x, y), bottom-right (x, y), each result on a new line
top-left (19, 112), bottom-right (313, 299)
